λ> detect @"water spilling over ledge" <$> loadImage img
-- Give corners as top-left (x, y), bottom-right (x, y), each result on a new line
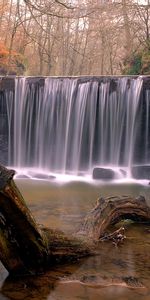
top-left (0, 76), bottom-right (150, 181)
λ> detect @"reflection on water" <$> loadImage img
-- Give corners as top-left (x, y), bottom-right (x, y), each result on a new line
top-left (0, 180), bottom-right (150, 300)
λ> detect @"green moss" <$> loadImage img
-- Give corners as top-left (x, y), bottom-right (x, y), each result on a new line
top-left (122, 46), bottom-right (150, 75)
top-left (123, 53), bottom-right (142, 75)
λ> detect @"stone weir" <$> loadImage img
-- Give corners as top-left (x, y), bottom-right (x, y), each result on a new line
top-left (0, 76), bottom-right (150, 180)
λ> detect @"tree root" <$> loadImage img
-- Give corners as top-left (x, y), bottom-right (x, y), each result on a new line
top-left (100, 226), bottom-right (126, 247)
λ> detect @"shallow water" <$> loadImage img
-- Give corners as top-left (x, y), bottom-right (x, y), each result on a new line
top-left (0, 180), bottom-right (150, 300)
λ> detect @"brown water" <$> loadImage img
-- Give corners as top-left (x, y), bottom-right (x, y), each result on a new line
top-left (0, 179), bottom-right (150, 300)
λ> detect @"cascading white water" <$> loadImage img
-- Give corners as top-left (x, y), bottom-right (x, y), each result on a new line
top-left (145, 90), bottom-right (150, 163)
top-left (3, 76), bottom-right (150, 178)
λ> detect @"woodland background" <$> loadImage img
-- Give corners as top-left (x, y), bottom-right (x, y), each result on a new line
top-left (0, 0), bottom-right (150, 76)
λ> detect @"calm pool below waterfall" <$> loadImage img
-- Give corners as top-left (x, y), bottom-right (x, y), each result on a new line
top-left (0, 179), bottom-right (150, 300)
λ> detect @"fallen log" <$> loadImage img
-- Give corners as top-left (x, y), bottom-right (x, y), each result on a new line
top-left (80, 195), bottom-right (150, 240)
top-left (0, 164), bottom-right (150, 276)
top-left (0, 164), bottom-right (91, 275)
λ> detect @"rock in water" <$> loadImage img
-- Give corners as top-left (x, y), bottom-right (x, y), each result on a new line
top-left (131, 165), bottom-right (150, 179)
top-left (92, 167), bottom-right (115, 180)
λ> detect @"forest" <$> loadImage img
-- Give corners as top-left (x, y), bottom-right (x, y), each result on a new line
top-left (0, 0), bottom-right (150, 76)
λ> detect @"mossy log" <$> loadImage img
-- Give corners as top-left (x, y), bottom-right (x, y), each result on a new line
top-left (0, 164), bottom-right (150, 276)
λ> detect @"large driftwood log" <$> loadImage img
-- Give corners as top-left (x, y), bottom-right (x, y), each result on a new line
top-left (80, 195), bottom-right (150, 240)
top-left (0, 165), bottom-right (90, 275)
top-left (0, 164), bottom-right (150, 276)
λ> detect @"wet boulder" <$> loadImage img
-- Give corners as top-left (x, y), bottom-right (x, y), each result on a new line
top-left (131, 165), bottom-right (150, 179)
top-left (92, 167), bottom-right (115, 180)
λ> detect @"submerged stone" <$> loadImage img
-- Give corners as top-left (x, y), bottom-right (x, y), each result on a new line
top-left (15, 174), bottom-right (30, 179)
top-left (28, 172), bottom-right (56, 180)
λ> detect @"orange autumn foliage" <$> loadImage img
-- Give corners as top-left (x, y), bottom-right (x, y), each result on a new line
top-left (0, 42), bottom-right (26, 75)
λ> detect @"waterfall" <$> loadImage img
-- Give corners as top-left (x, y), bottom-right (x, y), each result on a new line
top-left (0, 76), bottom-right (150, 178)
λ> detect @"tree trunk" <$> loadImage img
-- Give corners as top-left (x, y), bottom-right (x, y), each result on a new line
top-left (0, 164), bottom-right (150, 276)
top-left (0, 164), bottom-right (91, 275)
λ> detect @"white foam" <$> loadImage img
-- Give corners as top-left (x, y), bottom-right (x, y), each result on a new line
top-left (11, 166), bottom-right (150, 186)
